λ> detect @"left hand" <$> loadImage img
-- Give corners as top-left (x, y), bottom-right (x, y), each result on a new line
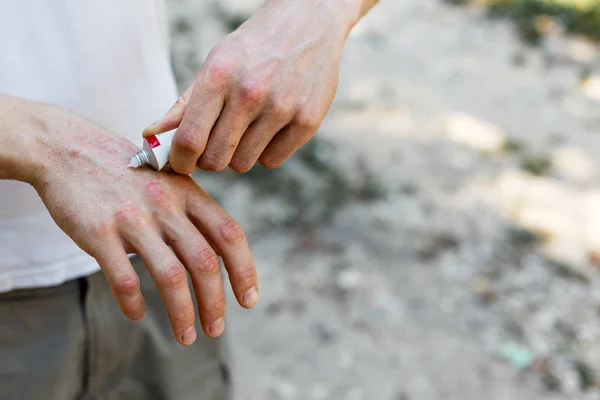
top-left (143, 0), bottom-right (358, 174)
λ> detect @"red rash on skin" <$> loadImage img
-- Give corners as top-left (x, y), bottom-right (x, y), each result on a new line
top-left (70, 149), bottom-right (81, 157)
top-left (145, 178), bottom-right (170, 207)
top-left (115, 204), bottom-right (139, 224)
top-left (50, 147), bottom-right (65, 159)
top-left (74, 134), bottom-right (93, 147)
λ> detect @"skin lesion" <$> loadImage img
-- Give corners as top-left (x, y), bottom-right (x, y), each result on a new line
top-left (144, 177), bottom-right (172, 209)
top-left (114, 203), bottom-right (141, 226)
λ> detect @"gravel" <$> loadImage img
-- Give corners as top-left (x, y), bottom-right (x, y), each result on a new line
top-left (166, 1), bottom-right (600, 398)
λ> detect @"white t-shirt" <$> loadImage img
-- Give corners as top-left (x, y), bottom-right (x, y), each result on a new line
top-left (0, 1), bottom-right (179, 292)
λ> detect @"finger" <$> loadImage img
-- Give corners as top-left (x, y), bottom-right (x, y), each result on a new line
top-left (169, 80), bottom-right (225, 175)
top-left (229, 104), bottom-right (294, 172)
top-left (93, 238), bottom-right (146, 322)
top-left (142, 85), bottom-right (194, 138)
top-left (123, 227), bottom-right (197, 346)
top-left (259, 120), bottom-right (319, 169)
top-left (163, 218), bottom-right (226, 338)
top-left (197, 94), bottom-right (263, 172)
top-left (186, 190), bottom-right (258, 309)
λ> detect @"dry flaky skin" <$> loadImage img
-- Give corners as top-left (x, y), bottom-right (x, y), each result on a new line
top-left (142, 0), bottom-right (380, 175)
top-left (0, 95), bottom-right (259, 345)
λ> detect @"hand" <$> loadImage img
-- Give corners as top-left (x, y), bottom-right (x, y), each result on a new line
top-left (31, 106), bottom-right (258, 344)
top-left (143, 0), bottom-right (358, 174)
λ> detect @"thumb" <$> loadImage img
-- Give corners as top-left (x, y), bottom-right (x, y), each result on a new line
top-left (142, 85), bottom-right (194, 138)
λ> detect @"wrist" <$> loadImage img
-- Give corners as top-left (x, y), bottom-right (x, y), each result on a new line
top-left (339, 0), bottom-right (366, 31)
top-left (267, 0), bottom-right (362, 38)
top-left (323, 0), bottom-right (364, 35)
top-left (0, 96), bottom-right (48, 186)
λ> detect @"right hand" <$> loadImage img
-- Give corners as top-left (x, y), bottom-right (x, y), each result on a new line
top-left (29, 105), bottom-right (258, 345)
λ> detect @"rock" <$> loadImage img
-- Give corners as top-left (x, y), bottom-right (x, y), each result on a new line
top-left (581, 76), bottom-right (600, 101)
top-left (164, 0), bottom-right (600, 398)
top-left (567, 37), bottom-right (598, 64)
top-left (552, 145), bottom-right (596, 183)
top-left (499, 342), bottom-right (535, 370)
top-left (440, 112), bottom-right (505, 153)
top-left (309, 385), bottom-right (330, 400)
top-left (269, 380), bottom-right (298, 400)
top-left (345, 388), bottom-right (364, 400)
top-left (337, 269), bottom-right (363, 290)
top-left (327, 106), bottom-right (414, 136)
top-left (471, 275), bottom-right (499, 304)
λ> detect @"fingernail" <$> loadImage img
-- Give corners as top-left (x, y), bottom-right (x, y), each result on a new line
top-left (243, 286), bottom-right (259, 308)
top-left (142, 123), bottom-right (157, 133)
top-left (182, 326), bottom-right (197, 345)
top-left (209, 317), bottom-right (225, 337)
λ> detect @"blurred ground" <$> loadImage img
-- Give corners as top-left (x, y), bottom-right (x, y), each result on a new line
top-left (476, 0), bottom-right (600, 44)
top-left (166, 1), bottom-right (600, 399)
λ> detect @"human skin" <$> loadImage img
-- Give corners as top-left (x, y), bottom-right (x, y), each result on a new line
top-left (143, 0), bottom-right (380, 174)
top-left (0, 95), bottom-right (258, 345)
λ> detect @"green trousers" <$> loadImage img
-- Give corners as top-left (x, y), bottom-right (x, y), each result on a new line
top-left (0, 256), bottom-right (230, 400)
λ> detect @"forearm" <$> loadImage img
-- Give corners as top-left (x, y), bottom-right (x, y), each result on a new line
top-left (0, 95), bottom-right (47, 184)
top-left (266, 0), bottom-right (379, 37)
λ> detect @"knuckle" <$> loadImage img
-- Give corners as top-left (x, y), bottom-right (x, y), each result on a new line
top-left (238, 81), bottom-right (267, 106)
top-left (206, 297), bottom-right (226, 315)
top-left (173, 309), bottom-right (196, 328)
top-left (175, 127), bottom-right (204, 155)
top-left (237, 264), bottom-right (256, 281)
top-left (294, 110), bottom-right (321, 132)
top-left (114, 204), bottom-right (145, 226)
top-left (133, 217), bottom-right (152, 232)
top-left (112, 274), bottom-right (140, 296)
top-left (192, 248), bottom-right (220, 274)
top-left (220, 219), bottom-right (245, 244)
top-left (158, 263), bottom-right (188, 287)
top-left (175, 93), bottom-right (189, 108)
top-left (269, 97), bottom-right (296, 119)
top-left (86, 220), bottom-right (115, 239)
top-left (204, 59), bottom-right (232, 87)
top-left (199, 152), bottom-right (228, 172)
top-left (122, 303), bottom-right (144, 319)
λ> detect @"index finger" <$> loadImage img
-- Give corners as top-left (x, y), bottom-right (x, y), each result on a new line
top-left (142, 85), bottom-right (194, 138)
top-left (169, 65), bottom-right (229, 174)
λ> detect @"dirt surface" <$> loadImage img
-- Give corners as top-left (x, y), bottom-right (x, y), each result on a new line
top-left (166, 1), bottom-right (600, 399)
